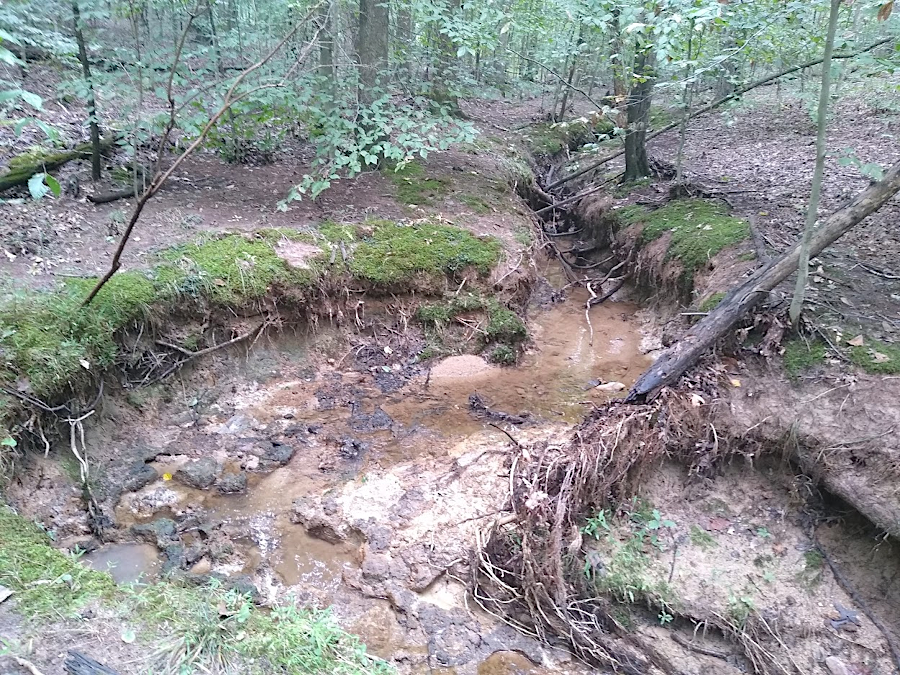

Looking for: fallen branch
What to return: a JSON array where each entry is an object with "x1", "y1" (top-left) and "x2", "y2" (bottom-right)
[
  {"x1": 627, "y1": 159, "x2": 900, "y2": 402},
  {"x1": 0, "y1": 136, "x2": 118, "y2": 193},
  {"x1": 670, "y1": 632, "x2": 730, "y2": 660},
  {"x1": 547, "y1": 37, "x2": 894, "y2": 191},
  {"x1": 534, "y1": 172, "x2": 623, "y2": 216}
]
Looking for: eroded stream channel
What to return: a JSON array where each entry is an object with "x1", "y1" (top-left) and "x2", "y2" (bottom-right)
[{"x1": 73, "y1": 259, "x2": 655, "y2": 673}]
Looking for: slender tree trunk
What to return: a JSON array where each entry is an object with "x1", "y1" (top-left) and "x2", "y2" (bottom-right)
[
  {"x1": 317, "y1": 1, "x2": 335, "y2": 102},
  {"x1": 356, "y1": 0, "x2": 389, "y2": 105},
  {"x1": 623, "y1": 47, "x2": 654, "y2": 182},
  {"x1": 674, "y1": 25, "x2": 695, "y2": 187},
  {"x1": 610, "y1": 7, "x2": 627, "y2": 127},
  {"x1": 431, "y1": 0, "x2": 460, "y2": 110},
  {"x1": 789, "y1": 0, "x2": 841, "y2": 326},
  {"x1": 557, "y1": 38, "x2": 579, "y2": 122},
  {"x1": 72, "y1": 0, "x2": 102, "y2": 182}
]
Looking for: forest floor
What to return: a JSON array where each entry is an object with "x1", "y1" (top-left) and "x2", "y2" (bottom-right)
[{"x1": 1, "y1": 82, "x2": 900, "y2": 675}]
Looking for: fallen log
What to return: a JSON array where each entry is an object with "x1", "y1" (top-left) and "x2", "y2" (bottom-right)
[
  {"x1": 547, "y1": 37, "x2": 894, "y2": 191},
  {"x1": 0, "y1": 136, "x2": 118, "y2": 193},
  {"x1": 64, "y1": 651, "x2": 120, "y2": 675},
  {"x1": 626, "y1": 158, "x2": 900, "y2": 402}
]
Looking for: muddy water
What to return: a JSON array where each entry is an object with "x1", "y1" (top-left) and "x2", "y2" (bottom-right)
[{"x1": 99, "y1": 263, "x2": 653, "y2": 671}]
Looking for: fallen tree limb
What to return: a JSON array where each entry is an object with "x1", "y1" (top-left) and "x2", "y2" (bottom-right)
[
  {"x1": 547, "y1": 37, "x2": 894, "y2": 191},
  {"x1": 0, "y1": 136, "x2": 117, "y2": 193},
  {"x1": 626, "y1": 159, "x2": 900, "y2": 402}
]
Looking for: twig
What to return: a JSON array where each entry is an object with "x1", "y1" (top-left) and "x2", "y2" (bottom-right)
[
  {"x1": 746, "y1": 213, "x2": 770, "y2": 264},
  {"x1": 585, "y1": 282, "x2": 597, "y2": 345},
  {"x1": 670, "y1": 632, "x2": 730, "y2": 660},
  {"x1": 12, "y1": 656, "x2": 46, "y2": 675},
  {"x1": 815, "y1": 532, "x2": 900, "y2": 673},
  {"x1": 534, "y1": 173, "x2": 623, "y2": 216},
  {"x1": 489, "y1": 423, "x2": 521, "y2": 448},
  {"x1": 156, "y1": 322, "x2": 267, "y2": 359}
]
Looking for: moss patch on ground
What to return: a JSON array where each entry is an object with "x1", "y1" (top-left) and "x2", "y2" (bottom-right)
[
  {"x1": 698, "y1": 292, "x2": 726, "y2": 313},
  {"x1": 416, "y1": 293, "x2": 526, "y2": 361},
  {"x1": 848, "y1": 339, "x2": 900, "y2": 375},
  {"x1": 0, "y1": 507, "x2": 391, "y2": 674},
  {"x1": 782, "y1": 339, "x2": 826, "y2": 380},
  {"x1": 348, "y1": 222, "x2": 500, "y2": 285},
  {"x1": 623, "y1": 199, "x2": 750, "y2": 275},
  {"x1": 383, "y1": 161, "x2": 450, "y2": 206},
  {"x1": 525, "y1": 116, "x2": 614, "y2": 156}
]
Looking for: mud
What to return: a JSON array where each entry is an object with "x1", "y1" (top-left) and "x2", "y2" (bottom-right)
[{"x1": 9, "y1": 259, "x2": 648, "y2": 673}]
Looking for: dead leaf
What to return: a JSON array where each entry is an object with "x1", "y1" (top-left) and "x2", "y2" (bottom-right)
[
  {"x1": 707, "y1": 517, "x2": 729, "y2": 532},
  {"x1": 872, "y1": 351, "x2": 890, "y2": 363},
  {"x1": 847, "y1": 335, "x2": 865, "y2": 347},
  {"x1": 729, "y1": 378, "x2": 741, "y2": 387},
  {"x1": 79, "y1": 358, "x2": 91, "y2": 370},
  {"x1": 690, "y1": 393, "x2": 705, "y2": 406},
  {"x1": 840, "y1": 297, "x2": 853, "y2": 307},
  {"x1": 877, "y1": 0, "x2": 893, "y2": 21},
  {"x1": 213, "y1": 278, "x2": 227, "y2": 286},
  {"x1": 383, "y1": 346, "x2": 393, "y2": 355},
  {"x1": 0, "y1": 584, "x2": 13, "y2": 604}
]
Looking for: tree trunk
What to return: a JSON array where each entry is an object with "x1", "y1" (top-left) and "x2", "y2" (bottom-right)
[
  {"x1": 556, "y1": 40, "x2": 580, "y2": 122},
  {"x1": 72, "y1": 0, "x2": 102, "y2": 182},
  {"x1": 546, "y1": 37, "x2": 892, "y2": 191},
  {"x1": 627, "y1": 159, "x2": 900, "y2": 403},
  {"x1": 431, "y1": 0, "x2": 461, "y2": 110},
  {"x1": 317, "y1": 1, "x2": 335, "y2": 102},
  {"x1": 356, "y1": 0, "x2": 389, "y2": 105},
  {"x1": 789, "y1": 0, "x2": 841, "y2": 326},
  {"x1": 623, "y1": 48, "x2": 654, "y2": 182}
]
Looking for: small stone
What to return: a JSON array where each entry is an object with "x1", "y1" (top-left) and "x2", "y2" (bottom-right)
[
  {"x1": 123, "y1": 463, "x2": 160, "y2": 492},
  {"x1": 216, "y1": 472, "x2": 248, "y2": 494},
  {"x1": 362, "y1": 553, "x2": 393, "y2": 582},
  {"x1": 260, "y1": 442, "x2": 295, "y2": 467},
  {"x1": 131, "y1": 518, "x2": 178, "y2": 548},
  {"x1": 824, "y1": 656, "x2": 850, "y2": 675},
  {"x1": 190, "y1": 557, "x2": 211, "y2": 575},
  {"x1": 175, "y1": 458, "x2": 220, "y2": 489},
  {"x1": 596, "y1": 381, "x2": 626, "y2": 392}
]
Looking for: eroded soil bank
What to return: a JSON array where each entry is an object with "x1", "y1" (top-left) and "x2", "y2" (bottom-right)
[{"x1": 2, "y1": 95, "x2": 899, "y2": 675}]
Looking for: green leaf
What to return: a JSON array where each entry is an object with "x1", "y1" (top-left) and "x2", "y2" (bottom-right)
[
  {"x1": 0, "y1": 46, "x2": 21, "y2": 66},
  {"x1": 20, "y1": 90, "x2": 43, "y2": 110},
  {"x1": 28, "y1": 173, "x2": 50, "y2": 200},
  {"x1": 45, "y1": 175, "x2": 61, "y2": 197},
  {"x1": 1, "y1": 436, "x2": 16, "y2": 448}
]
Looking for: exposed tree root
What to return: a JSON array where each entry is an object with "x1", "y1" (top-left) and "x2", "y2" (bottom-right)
[{"x1": 472, "y1": 387, "x2": 809, "y2": 675}]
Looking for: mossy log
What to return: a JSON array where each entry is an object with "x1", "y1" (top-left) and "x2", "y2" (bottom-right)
[{"x1": 0, "y1": 136, "x2": 118, "y2": 193}]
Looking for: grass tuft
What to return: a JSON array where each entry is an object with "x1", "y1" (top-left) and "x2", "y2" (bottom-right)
[
  {"x1": 848, "y1": 339, "x2": 900, "y2": 374},
  {"x1": 782, "y1": 339, "x2": 826, "y2": 380},
  {"x1": 384, "y1": 162, "x2": 450, "y2": 206},
  {"x1": 0, "y1": 506, "x2": 116, "y2": 617}
]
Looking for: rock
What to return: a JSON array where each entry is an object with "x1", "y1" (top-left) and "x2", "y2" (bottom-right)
[
  {"x1": 354, "y1": 519, "x2": 392, "y2": 552},
  {"x1": 175, "y1": 458, "x2": 220, "y2": 489},
  {"x1": 216, "y1": 472, "x2": 248, "y2": 494},
  {"x1": 219, "y1": 413, "x2": 258, "y2": 435},
  {"x1": 160, "y1": 543, "x2": 186, "y2": 574},
  {"x1": 595, "y1": 381, "x2": 626, "y2": 392},
  {"x1": 189, "y1": 557, "x2": 211, "y2": 575},
  {"x1": 226, "y1": 575, "x2": 261, "y2": 602},
  {"x1": 362, "y1": 553, "x2": 393, "y2": 582},
  {"x1": 824, "y1": 656, "x2": 850, "y2": 675},
  {"x1": 123, "y1": 463, "x2": 160, "y2": 492},
  {"x1": 131, "y1": 518, "x2": 178, "y2": 548},
  {"x1": 261, "y1": 441, "x2": 295, "y2": 467}
]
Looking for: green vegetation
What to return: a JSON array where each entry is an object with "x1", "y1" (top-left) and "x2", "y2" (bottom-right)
[
  {"x1": 623, "y1": 199, "x2": 750, "y2": 275},
  {"x1": 726, "y1": 591, "x2": 755, "y2": 628},
  {"x1": 797, "y1": 549, "x2": 824, "y2": 589},
  {"x1": 0, "y1": 222, "x2": 503, "y2": 460},
  {"x1": 525, "y1": 117, "x2": 613, "y2": 156},
  {"x1": 488, "y1": 344, "x2": 516, "y2": 365},
  {"x1": 848, "y1": 339, "x2": 900, "y2": 375},
  {"x1": 698, "y1": 292, "x2": 726, "y2": 313},
  {"x1": 459, "y1": 194, "x2": 492, "y2": 214},
  {"x1": 782, "y1": 339, "x2": 826, "y2": 380},
  {"x1": 416, "y1": 293, "x2": 526, "y2": 358},
  {"x1": 0, "y1": 507, "x2": 390, "y2": 673},
  {"x1": 157, "y1": 233, "x2": 315, "y2": 304},
  {"x1": 384, "y1": 161, "x2": 450, "y2": 206},
  {"x1": 689, "y1": 524, "x2": 717, "y2": 550},
  {"x1": 0, "y1": 506, "x2": 116, "y2": 617},
  {"x1": 348, "y1": 222, "x2": 500, "y2": 285}
]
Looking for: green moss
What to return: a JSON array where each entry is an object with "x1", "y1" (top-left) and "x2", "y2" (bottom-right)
[
  {"x1": 698, "y1": 292, "x2": 726, "y2": 313},
  {"x1": 156, "y1": 234, "x2": 314, "y2": 304},
  {"x1": 350, "y1": 222, "x2": 500, "y2": 285},
  {"x1": 525, "y1": 117, "x2": 614, "y2": 156},
  {"x1": 626, "y1": 199, "x2": 749, "y2": 274},
  {"x1": 689, "y1": 525, "x2": 717, "y2": 550},
  {"x1": 615, "y1": 177, "x2": 651, "y2": 197},
  {"x1": 649, "y1": 106, "x2": 679, "y2": 130},
  {"x1": 485, "y1": 302, "x2": 526, "y2": 344},
  {"x1": 416, "y1": 293, "x2": 486, "y2": 325},
  {"x1": 782, "y1": 339, "x2": 826, "y2": 380},
  {"x1": 487, "y1": 344, "x2": 516, "y2": 365},
  {"x1": 384, "y1": 162, "x2": 450, "y2": 206},
  {"x1": 0, "y1": 506, "x2": 116, "y2": 618},
  {"x1": 459, "y1": 195, "x2": 492, "y2": 214},
  {"x1": 848, "y1": 340, "x2": 900, "y2": 374}
]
